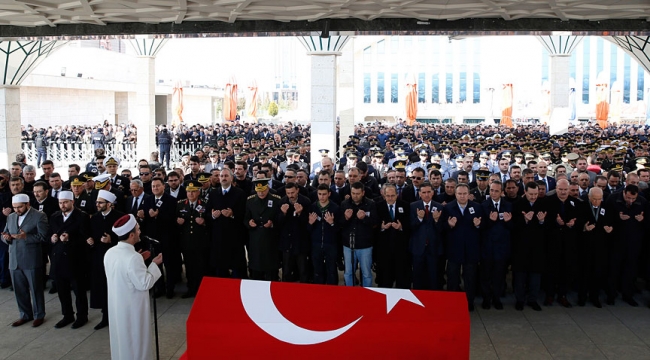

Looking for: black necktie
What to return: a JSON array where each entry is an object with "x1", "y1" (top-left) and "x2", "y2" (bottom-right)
[
  {"x1": 494, "y1": 202, "x2": 499, "y2": 212},
  {"x1": 389, "y1": 205, "x2": 395, "y2": 221}
]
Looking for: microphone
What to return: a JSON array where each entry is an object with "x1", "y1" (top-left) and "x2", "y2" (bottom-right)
[{"x1": 142, "y1": 235, "x2": 160, "y2": 244}]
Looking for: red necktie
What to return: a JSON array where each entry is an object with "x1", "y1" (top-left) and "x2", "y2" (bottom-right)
[{"x1": 425, "y1": 204, "x2": 430, "y2": 217}]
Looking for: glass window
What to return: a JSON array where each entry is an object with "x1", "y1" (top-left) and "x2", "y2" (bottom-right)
[
  {"x1": 418, "y1": 73, "x2": 426, "y2": 103},
  {"x1": 570, "y1": 52, "x2": 577, "y2": 80},
  {"x1": 391, "y1": 73, "x2": 399, "y2": 103},
  {"x1": 377, "y1": 72, "x2": 385, "y2": 103},
  {"x1": 404, "y1": 37, "x2": 413, "y2": 53},
  {"x1": 377, "y1": 40, "x2": 385, "y2": 66},
  {"x1": 624, "y1": 55, "x2": 630, "y2": 103},
  {"x1": 459, "y1": 72, "x2": 467, "y2": 103},
  {"x1": 363, "y1": 73, "x2": 371, "y2": 103},
  {"x1": 473, "y1": 73, "x2": 480, "y2": 104},
  {"x1": 582, "y1": 38, "x2": 590, "y2": 104},
  {"x1": 610, "y1": 46, "x2": 617, "y2": 86},
  {"x1": 638, "y1": 64, "x2": 644, "y2": 101},
  {"x1": 446, "y1": 73, "x2": 453, "y2": 103},
  {"x1": 391, "y1": 37, "x2": 399, "y2": 54},
  {"x1": 541, "y1": 49, "x2": 549, "y2": 82},
  {"x1": 363, "y1": 46, "x2": 372, "y2": 68},
  {"x1": 432, "y1": 74, "x2": 439, "y2": 104},
  {"x1": 596, "y1": 38, "x2": 603, "y2": 74}
]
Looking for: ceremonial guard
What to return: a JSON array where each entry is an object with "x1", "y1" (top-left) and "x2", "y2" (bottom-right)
[
  {"x1": 176, "y1": 180, "x2": 210, "y2": 298},
  {"x1": 244, "y1": 178, "x2": 282, "y2": 281}
]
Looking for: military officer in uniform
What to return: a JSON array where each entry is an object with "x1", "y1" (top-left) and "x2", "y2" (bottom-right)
[
  {"x1": 244, "y1": 178, "x2": 282, "y2": 281},
  {"x1": 104, "y1": 156, "x2": 130, "y2": 195},
  {"x1": 176, "y1": 181, "x2": 210, "y2": 298},
  {"x1": 69, "y1": 175, "x2": 95, "y2": 215}
]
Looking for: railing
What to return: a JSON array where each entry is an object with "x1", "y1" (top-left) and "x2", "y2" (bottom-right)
[{"x1": 21, "y1": 141, "x2": 204, "y2": 169}]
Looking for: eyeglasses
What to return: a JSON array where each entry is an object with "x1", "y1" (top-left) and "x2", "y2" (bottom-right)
[
  {"x1": 411, "y1": 177, "x2": 423, "y2": 180},
  {"x1": 285, "y1": 175, "x2": 295, "y2": 179},
  {"x1": 140, "y1": 172, "x2": 151, "y2": 176}
]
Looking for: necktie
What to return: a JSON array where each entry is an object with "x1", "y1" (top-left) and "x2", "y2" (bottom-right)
[
  {"x1": 398, "y1": 187, "x2": 403, "y2": 199},
  {"x1": 132, "y1": 197, "x2": 138, "y2": 214},
  {"x1": 223, "y1": 189, "x2": 228, "y2": 196},
  {"x1": 54, "y1": 190, "x2": 59, "y2": 198},
  {"x1": 191, "y1": 203, "x2": 195, "y2": 211},
  {"x1": 414, "y1": 187, "x2": 419, "y2": 199},
  {"x1": 460, "y1": 206, "x2": 465, "y2": 215},
  {"x1": 425, "y1": 204, "x2": 430, "y2": 217},
  {"x1": 389, "y1": 205, "x2": 395, "y2": 221},
  {"x1": 593, "y1": 207, "x2": 598, "y2": 221},
  {"x1": 502, "y1": 174, "x2": 507, "y2": 183},
  {"x1": 494, "y1": 202, "x2": 499, "y2": 211}
]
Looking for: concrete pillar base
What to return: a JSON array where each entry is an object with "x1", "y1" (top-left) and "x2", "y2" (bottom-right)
[{"x1": 310, "y1": 52, "x2": 338, "y2": 167}]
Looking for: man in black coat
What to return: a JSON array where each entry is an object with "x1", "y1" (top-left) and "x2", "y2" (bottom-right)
[
  {"x1": 49, "y1": 191, "x2": 90, "y2": 329},
  {"x1": 512, "y1": 182, "x2": 547, "y2": 311},
  {"x1": 142, "y1": 178, "x2": 179, "y2": 299},
  {"x1": 543, "y1": 179, "x2": 582, "y2": 308},
  {"x1": 207, "y1": 168, "x2": 248, "y2": 278},
  {"x1": 577, "y1": 187, "x2": 611, "y2": 308},
  {"x1": 375, "y1": 184, "x2": 411, "y2": 289},
  {"x1": 409, "y1": 182, "x2": 444, "y2": 290},
  {"x1": 278, "y1": 182, "x2": 312, "y2": 283},
  {"x1": 164, "y1": 171, "x2": 187, "y2": 200},
  {"x1": 480, "y1": 181, "x2": 513, "y2": 310},
  {"x1": 606, "y1": 185, "x2": 647, "y2": 307}
]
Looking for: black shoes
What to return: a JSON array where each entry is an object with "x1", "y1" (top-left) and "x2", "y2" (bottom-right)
[
  {"x1": 591, "y1": 298, "x2": 603, "y2": 309},
  {"x1": 493, "y1": 301, "x2": 504, "y2": 310},
  {"x1": 54, "y1": 317, "x2": 75, "y2": 329},
  {"x1": 527, "y1": 302, "x2": 542, "y2": 311},
  {"x1": 71, "y1": 317, "x2": 88, "y2": 329},
  {"x1": 481, "y1": 300, "x2": 491, "y2": 310},
  {"x1": 515, "y1": 301, "x2": 524, "y2": 311},
  {"x1": 94, "y1": 320, "x2": 108, "y2": 330},
  {"x1": 558, "y1": 296, "x2": 572, "y2": 308},
  {"x1": 623, "y1": 297, "x2": 639, "y2": 307}
]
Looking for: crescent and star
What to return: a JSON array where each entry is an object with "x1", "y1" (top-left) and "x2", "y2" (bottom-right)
[{"x1": 239, "y1": 280, "x2": 424, "y2": 345}]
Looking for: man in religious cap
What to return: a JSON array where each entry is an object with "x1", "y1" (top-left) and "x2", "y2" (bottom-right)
[
  {"x1": 104, "y1": 214, "x2": 163, "y2": 360},
  {"x1": 87, "y1": 189, "x2": 123, "y2": 330},
  {"x1": 94, "y1": 173, "x2": 126, "y2": 211},
  {"x1": 2, "y1": 193, "x2": 49, "y2": 327},
  {"x1": 49, "y1": 191, "x2": 91, "y2": 329}
]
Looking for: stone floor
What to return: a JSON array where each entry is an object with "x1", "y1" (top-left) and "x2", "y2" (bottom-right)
[{"x1": 1, "y1": 279, "x2": 650, "y2": 360}]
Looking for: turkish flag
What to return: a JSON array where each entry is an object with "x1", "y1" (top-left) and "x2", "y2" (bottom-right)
[{"x1": 181, "y1": 278, "x2": 469, "y2": 359}]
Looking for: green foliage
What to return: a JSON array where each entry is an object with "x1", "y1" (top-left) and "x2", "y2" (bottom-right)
[{"x1": 268, "y1": 101, "x2": 279, "y2": 117}]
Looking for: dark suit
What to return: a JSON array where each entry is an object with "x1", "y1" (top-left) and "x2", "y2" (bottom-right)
[
  {"x1": 125, "y1": 193, "x2": 151, "y2": 231},
  {"x1": 409, "y1": 200, "x2": 444, "y2": 290},
  {"x1": 535, "y1": 175, "x2": 556, "y2": 191},
  {"x1": 206, "y1": 186, "x2": 248, "y2": 278},
  {"x1": 442, "y1": 200, "x2": 483, "y2": 306},
  {"x1": 578, "y1": 202, "x2": 611, "y2": 303},
  {"x1": 165, "y1": 185, "x2": 187, "y2": 201},
  {"x1": 375, "y1": 199, "x2": 411, "y2": 288},
  {"x1": 142, "y1": 193, "x2": 179, "y2": 294},
  {"x1": 401, "y1": 184, "x2": 420, "y2": 204},
  {"x1": 49, "y1": 209, "x2": 90, "y2": 320},
  {"x1": 331, "y1": 184, "x2": 350, "y2": 203},
  {"x1": 177, "y1": 199, "x2": 211, "y2": 295},
  {"x1": 470, "y1": 186, "x2": 490, "y2": 204},
  {"x1": 480, "y1": 199, "x2": 513, "y2": 305},
  {"x1": 277, "y1": 194, "x2": 312, "y2": 283},
  {"x1": 3, "y1": 208, "x2": 49, "y2": 321},
  {"x1": 512, "y1": 198, "x2": 547, "y2": 304}
]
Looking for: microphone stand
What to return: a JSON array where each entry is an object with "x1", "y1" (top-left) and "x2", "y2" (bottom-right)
[{"x1": 145, "y1": 235, "x2": 161, "y2": 360}]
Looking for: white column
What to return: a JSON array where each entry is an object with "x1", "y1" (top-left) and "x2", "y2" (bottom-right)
[
  {"x1": 549, "y1": 55, "x2": 571, "y2": 135},
  {"x1": 0, "y1": 87, "x2": 22, "y2": 169},
  {"x1": 135, "y1": 56, "x2": 156, "y2": 163},
  {"x1": 338, "y1": 39, "x2": 355, "y2": 158},
  {"x1": 310, "y1": 52, "x2": 339, "y2": 167}
]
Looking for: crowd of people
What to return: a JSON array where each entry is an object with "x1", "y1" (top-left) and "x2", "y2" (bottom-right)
[{"x1": 2, "y1": 119, "x2": 650, "y2": 336}]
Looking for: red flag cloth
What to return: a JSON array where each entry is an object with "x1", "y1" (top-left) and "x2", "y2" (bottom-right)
[{"x1": 181, "y1": 278, "x2": 469, "y2": 359}]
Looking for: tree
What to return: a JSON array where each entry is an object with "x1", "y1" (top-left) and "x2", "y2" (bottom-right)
[{"x1": 268, "y1": 101, "x2": 279, "y2": 117}]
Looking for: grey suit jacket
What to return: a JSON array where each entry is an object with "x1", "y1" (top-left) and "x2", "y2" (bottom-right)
[{"x1": 2, "y1": 208, "x2": 49, "y2": 270}]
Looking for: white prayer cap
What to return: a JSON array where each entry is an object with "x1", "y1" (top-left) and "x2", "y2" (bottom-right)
[
  {"x1": 12, "y1": 194, "x2": 29, "y2": 204},
  {"x1": 112, "y1": 214, "x2": 137, "y2": 237},
  {"x1": 58, "y1": 191, "x2": 74, "y2": 201},
  {"x1": 97, "y1": 189, "x2": 116, "y2": 204}
]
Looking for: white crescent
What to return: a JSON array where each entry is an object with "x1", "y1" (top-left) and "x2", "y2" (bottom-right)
[{"x1": 240, "y1": 280, "x2": 362, "y2": 345}]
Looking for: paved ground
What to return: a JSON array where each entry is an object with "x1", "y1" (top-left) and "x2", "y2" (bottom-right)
[{"x1": 1, "y1": 277, "x2": 650, "y2": 360}]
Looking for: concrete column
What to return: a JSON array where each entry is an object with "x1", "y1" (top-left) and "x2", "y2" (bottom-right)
[
  {"x1": 338, "y1": 38, "x2": 355, "y2": 158},
  {"x1": 310, "y1": 52, "x2": 339, "y2": 167},
  {"x1": 0, "y1": 87, "x2": 22, "y2": 169},
  {"x1": 548, "y1": 55, "x2": 571, "y2": 135},
  {"x1": 135, "y1": 56, "x2": 156, "y2": 163}
]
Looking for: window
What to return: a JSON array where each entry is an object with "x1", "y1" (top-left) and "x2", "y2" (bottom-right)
[
  {"x1": 582, "y1": 38, "x2": 590, "y2": 104},
  {"x1": 363, "y1": 46, "x2": 372, "y2": 68},
  {"x1": 638, "y1": 64, "x2": 645, "y2": 101},
  {"x1": 624, "y1": 56, "x2": 630, "y2": 103},
  {"x1": 391, "y1": 73, "x2": 399, "y2": 103},
  {"x1": 459, "y1": 72, "x2": 467, "y2": 103},
  {"x1": 377, "y1": 72, "x2": 385, "y2": 103},
  {"x1": 446, "y1": 73, "x2": 453, "y2": 103},
  {"x1": 418, "y1": 73, "x2": 426, "y2": 103},
  {"x1": 473, "y1": 73, "x2": 480, "y2": 104},
  {"x1": 363, "y1": 73, "x2": 371, "y2": 103},
  {"x1": 541, "y1": 49, "x2": 549, "y2": 82},
  {"x1": 610, "y1": 46, "x2": 617, "y2": 86},
  {"x1": 377, "y1": 39, "x2": 385, "y2": 66},
  {"x1": 596, "y1": 38, "x2": 604, "y2": 74},
  {"x1": 432, "y1": 74, "x2": 439, "y2": 103}
]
